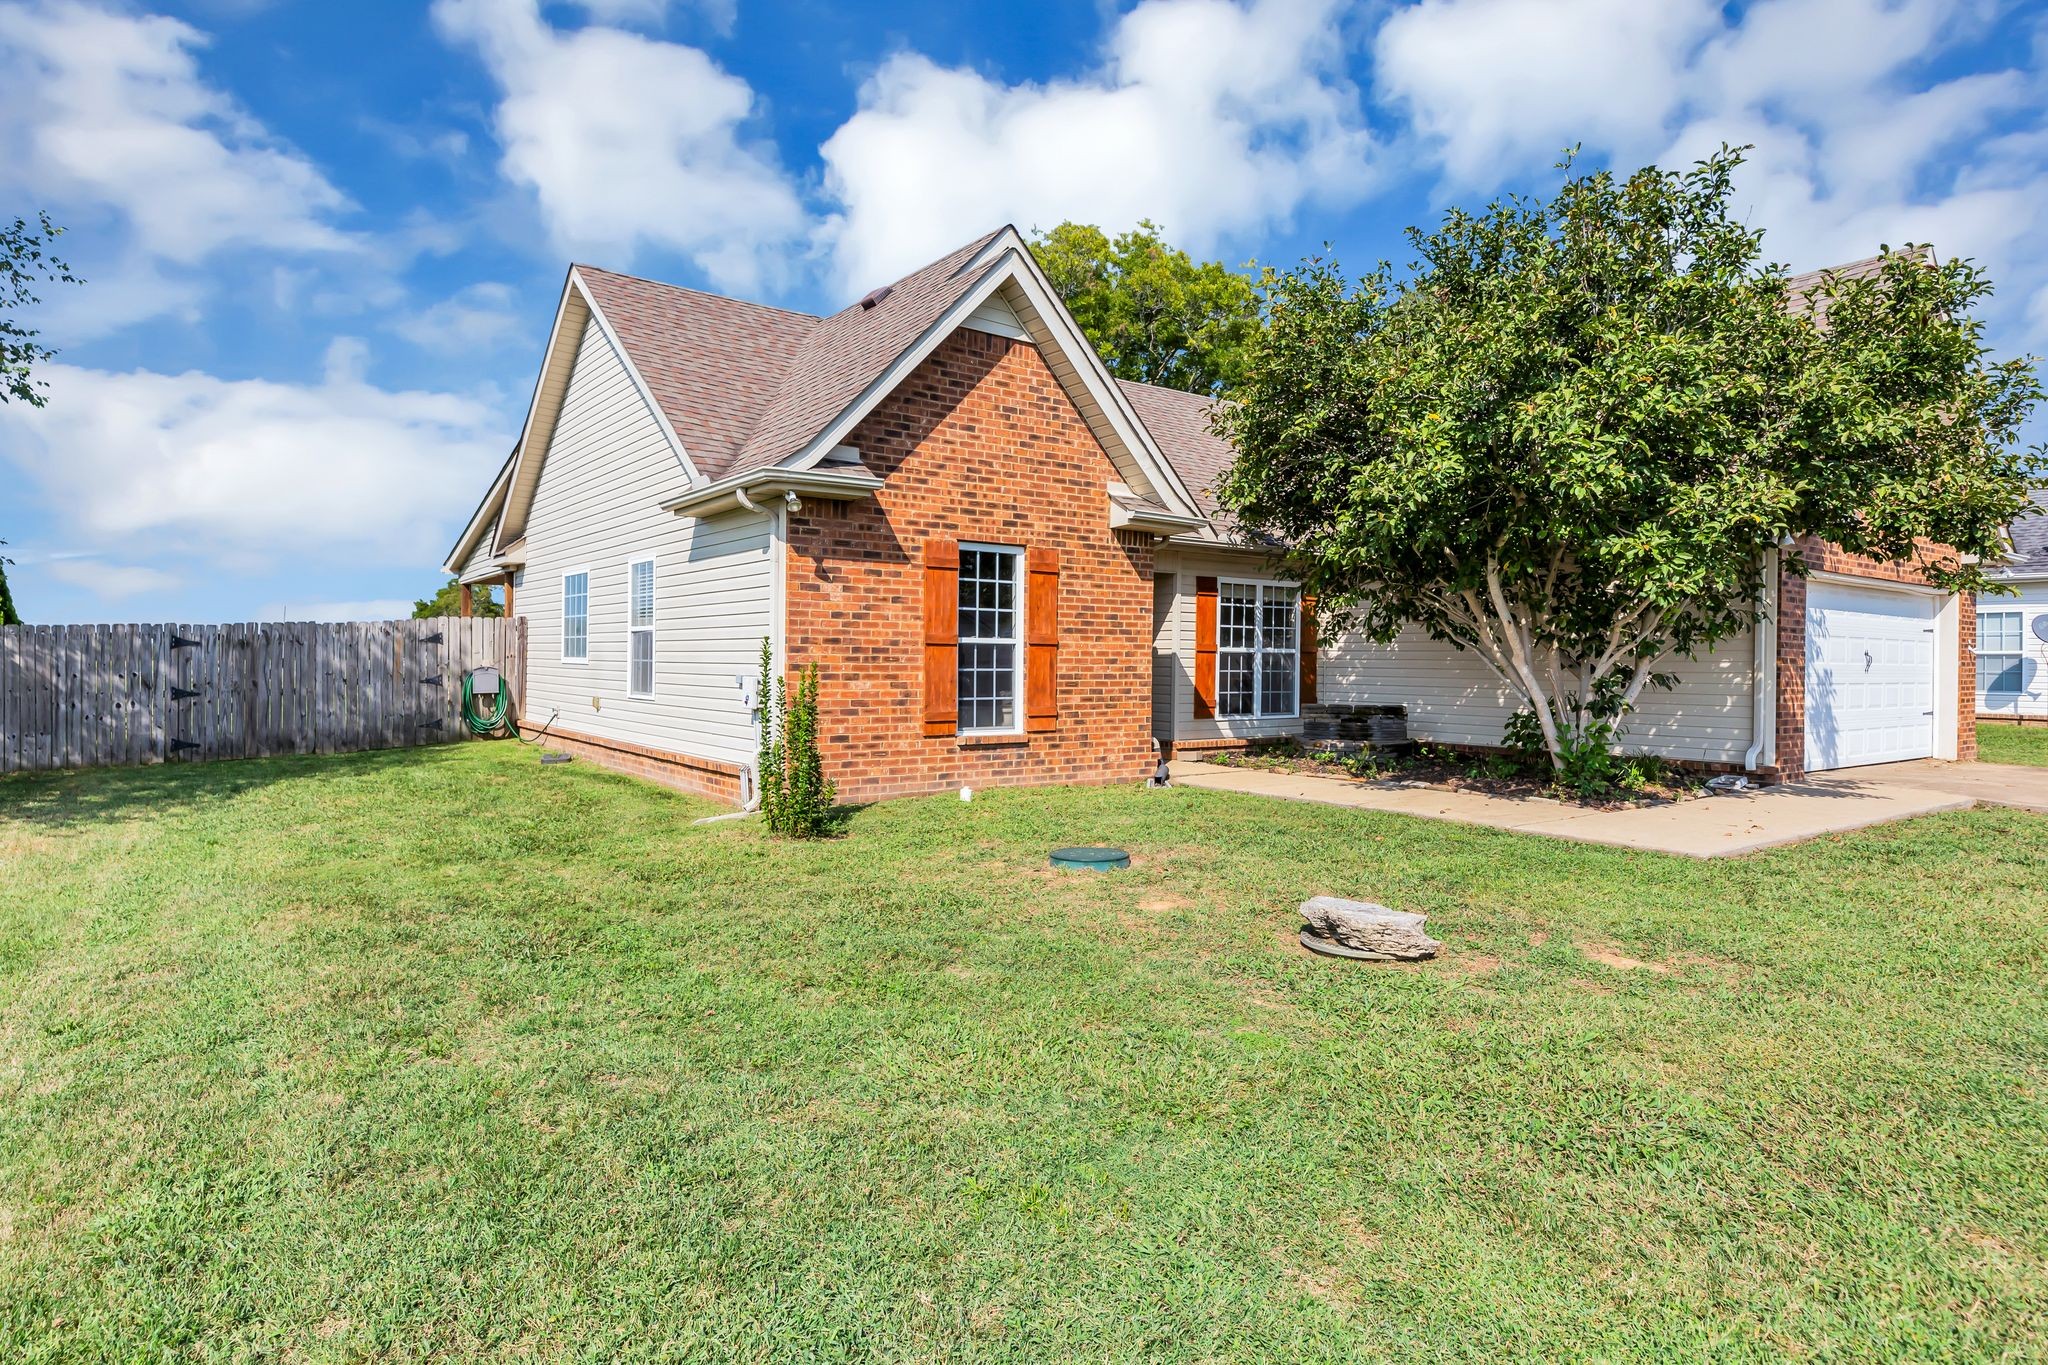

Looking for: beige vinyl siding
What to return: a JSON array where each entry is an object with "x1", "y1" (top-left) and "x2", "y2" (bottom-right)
[
  {"x1": 1319, "y1": 625, "x2": 1758, "y2": 765},
  {"x1": 519, "y1": 315, "x2": 772, "y2": 766},
  {"x1": 1150, "y1": 572, "x2": 1178, "y2": 741},
  {"x1": 1155, "y1": 546, "x2": 1304, "y2": 744},
  {"x1": 457, "y1": 533, "x2": 499, "y2": 584},
  {"x1": 1976, "y1": 584, "x2": 2048, "y2": 718},
  {"x1": 963, "y1": 292, "x2": 1030, "y2": 340}
]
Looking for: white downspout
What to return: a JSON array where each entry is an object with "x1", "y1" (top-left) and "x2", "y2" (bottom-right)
[{"x1": 1744, "y1": 548, "x2": 1781, "y2": 772}]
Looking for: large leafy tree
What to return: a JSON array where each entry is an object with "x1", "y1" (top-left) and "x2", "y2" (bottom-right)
[
  {"x1": 1218, "y1": 148, "x2": 2044, "y2": 771},
  {"x1": 413, "y1": 578, "x2": 500, "y2": 618},
  {"x1": 1031, "y1": 220, "x2": 1256, "y2": 395}
]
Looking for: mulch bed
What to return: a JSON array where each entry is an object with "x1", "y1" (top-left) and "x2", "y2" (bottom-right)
[{"x1": 1198, "y1": 744, "x2": 1713, "y2": 810}]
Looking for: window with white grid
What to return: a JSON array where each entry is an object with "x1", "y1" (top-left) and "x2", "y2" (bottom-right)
[
  {"x1": 957, "y1": 545, "x2": 1020, "y2": 732},
  {"x1": 562, "y1": 570, "x2": 588, "y2": 662},
  {"x1": 1980, "y1": 610, "x2": 2024, "y2": 695},
  {"x1": 1218, "y1": 580, "x2": 1297, "y2": 719},
  {"x1": 628, "y1": 557, "x2": 655, "y2": 696}
]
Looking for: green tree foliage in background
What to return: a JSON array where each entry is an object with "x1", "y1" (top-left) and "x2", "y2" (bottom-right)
[
  {"x1": 1219, "y1": 147, "x2": 2044, "y2": 782},
  {"x1": 1031, "y1": 220, "x2": 1257, "y2": 395},
  {"x1": 756, "y1": 638, "x2": 837, "y2": 837},
  {"x1": 413, "y1": 578, "x2": 501, "y2": 619},
  {"x1": 3, "y1": 212, "x2": 78, "y2": 408},
  {"x1": 0, "y1": 541, "x2": 20, "y2": 626}
]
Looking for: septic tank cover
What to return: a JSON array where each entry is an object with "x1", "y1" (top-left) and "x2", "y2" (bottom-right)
[{"x1": 1049, "y1": 846, "x2": 1131, "y2": 871}]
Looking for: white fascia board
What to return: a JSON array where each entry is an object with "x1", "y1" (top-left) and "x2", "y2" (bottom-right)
[
  {"x1": 491, "y1": 269, "x2": 704, "y2": 555},
  {"x1": 779, "y1": 231, "x2": 1208, "y2": 526},
  {"x1": 989, "y1": 228, "x2": 1207, "y2": 520},
  {"x1": 442, "y1": 448, "x2": 516, "y2": 574},
  {"x1": 781, "y1": 259, "x2": 1012, "y2": 472},
  {"x1": 571, "y1": 269, "x2": 702, "y2": 486}
]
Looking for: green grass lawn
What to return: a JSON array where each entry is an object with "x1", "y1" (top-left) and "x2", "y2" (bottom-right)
[
  {"x1": 1980, "y1": 721, "x2": 2048, "y2": 767},
  {"x1": 3, "y1": 745, "x2": 2045, "y2": 1361}
]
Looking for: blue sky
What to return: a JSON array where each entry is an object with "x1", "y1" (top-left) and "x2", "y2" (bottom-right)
[{"x1": 3, "y1": 0, "x2": 2045, "y2": 622}]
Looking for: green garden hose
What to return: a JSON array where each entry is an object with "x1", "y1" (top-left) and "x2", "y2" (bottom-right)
[{"x1": 460, "y1": 671, "x2": 510, "y2": 736}]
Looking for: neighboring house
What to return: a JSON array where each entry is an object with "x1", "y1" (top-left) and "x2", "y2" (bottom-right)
[
  {"x1": 444, "y1": 235, "x2": 1977, "y2": 804},
  {"x1": 1977, "y1": 491, "x2": 2048, "y2": 721}
]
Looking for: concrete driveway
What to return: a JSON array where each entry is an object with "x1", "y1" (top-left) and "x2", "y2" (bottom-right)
[
  {"x1": 1812, "y1": 758, "x2": 2048, "y2": 815},
  {"x1": 1169, "y1": 757, "x2": 2041, "y2": 858}
]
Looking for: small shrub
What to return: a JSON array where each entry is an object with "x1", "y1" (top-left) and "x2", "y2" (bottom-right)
[{"x1": 756, "y1": 638, "x2": 837, "y2": 838}]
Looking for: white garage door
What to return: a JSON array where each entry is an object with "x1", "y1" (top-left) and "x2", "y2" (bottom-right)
[{"x1": 1805, "y1": 581, "x2": 1938, "y2": 771}]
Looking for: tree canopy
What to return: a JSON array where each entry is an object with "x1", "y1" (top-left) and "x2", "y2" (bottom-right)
[
  {"x1": 414, "y1": 578, "x2": 500, "y2": 619},
  {"x1": 1031, "y1": 220, "x2": 1256, "y2": 395},
  {"x1": 0, "y1": 541, "x2": 19, "y2": 626},
  {"x1": 1217, "y1": 147, "x2": 2044, "y2": 779},
  {"x1": 3, "y1": 212, "x2": 78, "y2": 409}
]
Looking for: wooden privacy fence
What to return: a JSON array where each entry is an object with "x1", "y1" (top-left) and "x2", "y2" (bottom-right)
[{"x1": 0, "y1": 617, "x2": 526, "y2": 776}]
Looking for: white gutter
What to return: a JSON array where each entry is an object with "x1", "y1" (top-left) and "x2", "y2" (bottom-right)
[
  {"x1": 1744, "y1": 548, "x2": 1781, "y2": 772},
  {"x1": 663, "y1": 466, "x2": 883, "y2": 520}
]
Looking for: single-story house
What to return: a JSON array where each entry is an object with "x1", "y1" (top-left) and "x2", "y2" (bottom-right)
[
  {"x1": 1976, "y1": 491, "x2": 2048, "y2": 721},
  {"x1": 444, "y1": 231, "x2": 1978, "y2": 804}
]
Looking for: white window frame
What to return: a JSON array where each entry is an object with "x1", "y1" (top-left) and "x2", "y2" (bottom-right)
[
  {"x1": 957, "y1": 541, "x2": 1025, "y2": 736},
  {"x1": 560, "y1": 566, "x2": 590, "y2": 664},
  {"x1": 1216, "y1": 577, "x2": 1299, "y2": 720},
  {"x1": 627, "y1": 555, "x2": 656, "y2": 697},
  {"x1": 1978, "y1": 609, "x2": 2024, "y2": 695}
]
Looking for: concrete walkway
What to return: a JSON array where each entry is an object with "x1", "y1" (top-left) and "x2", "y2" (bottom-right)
[{"x1": 1169, "y1": 758, "x2": 1989, "y2": 858}]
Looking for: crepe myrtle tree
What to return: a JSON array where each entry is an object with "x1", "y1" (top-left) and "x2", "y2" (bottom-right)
[{"x1": 1217, "y1": 148, "x2": 2044, "y2": 776}]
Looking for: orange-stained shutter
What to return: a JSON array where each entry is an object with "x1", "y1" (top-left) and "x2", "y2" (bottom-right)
[
  {"x1": 923, "y1": 539, "x2": 959, "y2": 737},
  {"x1": 1193, "y1": 575, "x2": 1218, "y2": 719},
  {"x1": 1026, "y1": 547, "x2": 1060, "y2": 732},
  {"x1": 1300, "y1": 593, "x2": 1318, "y2": 705}
]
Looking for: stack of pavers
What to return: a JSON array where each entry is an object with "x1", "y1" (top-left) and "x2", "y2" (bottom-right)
[{"x1": 1300, "y1": 703, "x2": 1411, "y2": 757}]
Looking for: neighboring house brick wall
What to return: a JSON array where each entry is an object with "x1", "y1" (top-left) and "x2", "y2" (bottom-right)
[
  {"x1": 784, "y1": 327, "x2": 1157, "y2": 804},
  {"x1": 1769, "y1": 536, "x2": 1976, "y2": 781}
]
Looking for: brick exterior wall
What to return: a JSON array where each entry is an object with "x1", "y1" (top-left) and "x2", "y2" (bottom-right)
[
  {"x1": 1768, "y1": 536, "x2": 1977, "y2": 781},
  {"x1": 783, "y1": 328, "x2": 1159, "y2": 804},
  {"x1": 520, "y1": 723, "x2": 744, "y2": 802}
]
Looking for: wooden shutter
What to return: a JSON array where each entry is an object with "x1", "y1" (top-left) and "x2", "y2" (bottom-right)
[
  {"x1": 1193, "y1": 575, "x2": 1218, "y2": 719},
  {"x1": 922, "y1": 538, "x2": 959, "y2": 737},
  {"x1": 1300, "y1": 593, "x2": 1318, "y2": 705},
  {"x1": 1026, "y1": 547, "x2": 1060, "y2": 732}
]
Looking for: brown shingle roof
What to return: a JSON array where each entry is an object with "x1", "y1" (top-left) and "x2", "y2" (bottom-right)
[
  {"x1": 1114, "y1": 379, "x2": 1235, "y2": 530},
  {"x1": 574, "y1": 229, "x2": 1007, "y2": 482},
  {"x1": 573, "y1": 266, "x2": 818, "y2": 480},
  {"x1": 726, "y1": 229, "x2": 1006, "y2": 476},
  {"x1": 1782, "y1": 245, "x2": 1932, "y2": 328}
]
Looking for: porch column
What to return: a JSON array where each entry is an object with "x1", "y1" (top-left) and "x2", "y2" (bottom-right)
[
  {"x1": 459, "y1": 582, "x2": 473, "y2": 617},
  {"x1": 501, "y1": 573, "x2": 515, "y2": 618}
]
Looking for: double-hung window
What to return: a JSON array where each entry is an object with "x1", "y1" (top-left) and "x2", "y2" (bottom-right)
[
  {"x1": 628, "y1": 557, "x2": 655, "y2": 696},
  {"x1": 562, "y1": 570, "x2": 589, "y2": 662},
  {"x1": 1980, "y1": 610, "x2": 2024, "y2": 695},
  {"x1": 958, "y1": 544, "x2": 1021, "y2": 732},
  {"x1": 1218, "y1": 580, "x2": 1298, "y2": 718}
]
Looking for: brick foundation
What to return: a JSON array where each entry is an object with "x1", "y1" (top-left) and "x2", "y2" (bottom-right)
[
  {"x1": 1767, "y1": 537, "x2": 1976, "y2": 782},
  {"x1": 784, "y1": 328, "x2": 1159, "y2": 804},
  {"x1": 522, "y1": 723, "x2": 745, "y2": 802}
]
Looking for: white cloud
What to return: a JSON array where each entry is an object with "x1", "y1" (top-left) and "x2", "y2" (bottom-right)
[
  {"x1": 1367, "y1": 0, "x2": 2048, "y2": 354},
  {"x1": 393, "y1": 282, "x2": 526, "y2": 352},
  {"x1": 40, "y1": 558, "x2": 183, "y2": 600},
  {"x1": 817, "y1": 0, "x2": 1376, "y2": 290},
  {"x1": 0, "y1": 0, "x2": 354, "y2": 266},
  {"x1": 0, "y1": 344, "x2": 511, "y2": 573},
  {"x1": 433, "y1": 0, "x2": 804, "y2": 290},
  {"x1": 1374, "y1": 0, "x2": 1720, "y2": 185}
]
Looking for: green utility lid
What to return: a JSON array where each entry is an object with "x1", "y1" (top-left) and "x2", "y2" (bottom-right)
[{"x1": 1049, "y1": 846, "x2": 1130, "y2": 871}]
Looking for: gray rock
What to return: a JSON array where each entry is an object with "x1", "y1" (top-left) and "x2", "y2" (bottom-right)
[{"x1": 1300, "y1": 897, "x2": 1443, "y2": 960}]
